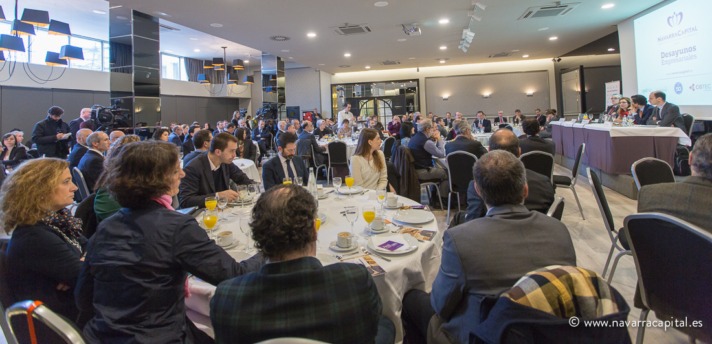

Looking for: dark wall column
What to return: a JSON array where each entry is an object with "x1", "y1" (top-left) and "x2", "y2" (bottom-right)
[{"x1": 260, "y1": 53, "x2": 285, "y2": 120}]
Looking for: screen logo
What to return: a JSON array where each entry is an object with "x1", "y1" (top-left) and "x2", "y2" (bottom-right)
[
  {"x1": 667, "y1": 12, "x2": 683, "y2": 27},
  {"x1": 674, "y1": 82, "x2": 684, "y2": 94}
]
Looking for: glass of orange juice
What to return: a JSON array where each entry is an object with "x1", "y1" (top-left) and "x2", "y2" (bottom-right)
[
  {"x1": 205, "y1": 196, "x2": 217, "y2": 211},
  {"x1": 345, "y1": 175, "x2": 355, "y2": 197},
  {"x1": 283, "y1": 177, "x2": 293, "y2": 185},
  {"x1": 362, "y1": 205, "x2": 375, "y2": 233},
  {"x1": 203, "y1": 209, "x2": 218, "y2": 239},
  {"x1": 315, "y1": 217, "x2": 322, "y2": 232},
  {"x1": 376, "y1": 188, "x2": 387, "y2": 211}
]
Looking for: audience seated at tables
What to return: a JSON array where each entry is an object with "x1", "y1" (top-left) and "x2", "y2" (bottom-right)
[
  {"x1": 350, "y1": 128, "x2": 388, "y2": 190},
  {"x1": 32, "y1": 106, "x2": 72, "y2": 159},
  {"x1": 235, "y1": 127, "x2": 257, "y2": 162},
  {"x1": 313, "y1": 119, "x2": 333, "y2": 138},
  {"x1": 211, "y1": 184, "x2": 392, "y2": 344},
  {"x1": 78, "y1": 131, "x2": 110, "y2": 194},
  {"x1": 297, "y1": 121, "x2": 327, "y2": 167},
  {"x1": 399, "y1": 121, "x2": 415, "y2": 147},
  {"x1": 108, "y1": 130, "x2": 125, "y2": 145},
  {"x1": 466, "y1": 129, "x2": 555, "y2": 221},
  {"x1": 444, "y1": 120, "x2": 487, "y2": 158},
  {"x1": 646, "y1": 90, "x2": 686, "y2": 131},
  {"x1": 1, "y1": 132, "x2": 28, "y2": 169},
  {"x1": 76, "y1": 140, "x2": 263, "y2": 343},
  {"x1": 435, "y1": 117, "x2": 448, "y2": 139},
  {"x1": 153, "y1": 127, "x2": 170, "y2": 141},
  {"x1": 10, "y1": 129, "x2": 28, "y2": 150},
  {"x1": 168, "y1": 126, "x2": 184, "y2": 150},
  {"x1": 471, "y1": 111, "x2": 492, "y2": 133},
  {"x1": 407, "y1": 119, "x2": 448, "y2": 194},
  {"x1": 179, "y1": 132, "x2": 254, "y2": 208},
  {"x1": 519, "y1": 118, "x2": 556, "y2": 156},
  {"x1": 68, "y1": 108, "x2": 92, "y2": 149},
  {"x1": 638, "y1": 133, "x2": 712, "y2": 231},
  {"x1": 631, "y1": 94, "x2": 655, "y2": 125},
  {"x1": 445, "y1": 119, "x2": 458, "y2": 141},
  {"x1": 182, "y1": 125, "x2": 200, "y2": 155},
  {"x1": 224, "y1": 123, "x2": 237, "y2": 136},
  {"x1": 262, "y1": 132, "x2": 309, "y2": 190},
  {"x1": 338, "y1": 119, "x2": 353, "y2": 138},
  {"x1": 93, "y1": 135, "x2": 141, "y2": 221},
  {"x1": 387, "y1": 115, "x2": 401, "y2": 138},
  {"x1": 252, "y1": 119, "x2": 272, "y2": 163},
  {"x1": 401, "y1": 149, "x2": 576, "y2": 344},
  {"x1": 275, "y1": 121, "x2": 297, "y2": 148},
  {"x1": 1, "y1": 158, "x2": 86, "y2": 342},
  {"x1": 183, "y1": 129, "x2": 212, "y2": 167}
]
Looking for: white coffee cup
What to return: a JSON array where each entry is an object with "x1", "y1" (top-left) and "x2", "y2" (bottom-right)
[
  {"x1": 336, "y1": 232, "x2": 353, "y2": 248},
  {"x1": 386, "y1": 194, "x2": 398, "y2": 207},
  {"x1": 317, "y1": 185, "x2": 325, "y2": 197},
  {"x1": 370, "y1": 216, "x2": 385, "y2": 231},
  {"x1": 217, "y1": 231, "x2": 235, "y2": 247}
]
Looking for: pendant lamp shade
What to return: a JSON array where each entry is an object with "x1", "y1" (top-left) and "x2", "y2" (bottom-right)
[
  {"x1": 48, "y1": 20, "x2": 71, "y2": 36},
  {"x1": 203, "y1": 60, "x2": 213, "y2": 69},
  {"x1": 21, "y1": 9, "x2": 50, "y2": 27},
  {"x1": 0, "y1": 34, "x2": 25, "y2": 52},
  {"x1": 45, "y1": 51, "x2": 67, "y2": 66},
  {"x1": 11, "y1": 19, "x2": 35, "y2": 36},
  {"x1": 243, "y1": 75, "x2": 254, "y2": 84},
  {"x1": 60, "y1": 45, "x2": 84, "y2": 60},
  {"x1": 212, "y1": 57, "x2": 224, "y2": 66},
  {"x1": 232, "y1": 59, "x2": 244, "y2": 70},
  {"x1": 0, "y1": 6, "x2": 5, "y2": 21}
]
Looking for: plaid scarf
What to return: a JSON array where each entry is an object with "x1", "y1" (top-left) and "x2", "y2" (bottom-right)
[{"x1": 40, "y1": 208, "x2": 84, "y2": 254}]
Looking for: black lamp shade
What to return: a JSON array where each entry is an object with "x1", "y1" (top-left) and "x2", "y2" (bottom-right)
[
  {"x1": 59, "y1": 45, "x2": 84, "y2": 60},
  {"x1": 45, "y1": 51, "x2": 67, "y2": 66},
  {"x1": 0, "y1": 6, "x2": 5, "y2": 21},
  {"x1": 232, "y1": 59, "x2": 244, "y2": 70},
  {"x1": 213, "y1": 65, "x2": 225, "y2": 71},
  {"x1": 48, "y1": 20, "x2": 71, "y2": 36},
  {"x1": 227, "y1": 73, "x2": 237, "y2": 81},
  {"x1": 0, "y1": 34, "x2": 26, "y2": 52},
  {"x1": 197, "y1": 74, "x2": 210, "y2": 84},
  {"x1": 21, "y1": 9, "x2": 50, "y2": 27},
  {"x1": 0, "y1": 52, "x2": 5, "y2": 61},
  {"x1": 11, "y1": 20, "x2": 35, "y2": 36},
  {"x1": 243, "y1": 75, "x2": 254, "y2": 84},
  {"x1": 203, "y1": 60, "x2": 213, "y2": 69},
  {"x1": 212, "y1": 57, "x2": 224, "y2": 66}
]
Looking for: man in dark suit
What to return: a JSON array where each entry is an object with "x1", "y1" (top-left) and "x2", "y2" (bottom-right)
[
  {"x1": 182, "y1": 129, "x2": 212, "y2": 167},
  {"x1": 638, "y1": 133, "x2": 712, "y2": 231},
  {"x1": 444, "y1": 120, "x2": 487, "y2": 158},
  {"x1": 32, "y1": 106, "x2": 72, "y2": 158},
  {"x1": 534, "y1": 108, "x2": 547, "y2": 127},
  {"x1": 211, "y1": 184, "x2": 393, "y2": 344},
  {"x1": 182, "y1": 125, "x2": 200, "y2": 155},
  {"x1": 465, "y1": 129, "x2": 555, "y2": 220},
  {"x1": 647, "y1": 90, "x2": 686, "y2": 131},
  {"x1": 493, "y1": 110, "x2": 508, "y2": 128},
  {"x1": 167, "y1": 126, "x2": 183, "y2": 150},
  {"x1": 519, "y1": 118, "x2": 556, "y2": 156},
  {"x1": 471, "y1": 111, "x2": 492, "y2": 133},
  {"x1": 402, "y1": 149, "x2": 576, "y2": 344},
  {"x1": 252, "y1": 119, "x2": 272, "y2": 163},
  {"x1": 297, "y1": 121, "x2": 327, "y2": 167},
  {"x1": 262, "y1": 132, "x2": 309, "y2": 190},
  {"x1": 78, "y1": 131, "x2": 110, "y2": 193},
  {"x1": 68, "y1": 107, "x2": 91, "y2": 149},
  {"x1": 178, "y1": 133, "x2": 254, "y2": 208},
  {"x1": 68, "y1": 128, "x2": 92, "y2": 170},
  {"x1": 631, "y1": 94, "x2": 654, "y2": 125}
]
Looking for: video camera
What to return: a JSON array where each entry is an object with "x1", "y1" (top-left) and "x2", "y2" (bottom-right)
[{"x1": 90, "y1": 103, "x2": 131, "y2": 132}]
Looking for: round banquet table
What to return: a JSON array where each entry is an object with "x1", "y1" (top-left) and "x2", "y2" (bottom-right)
[
  {"x1": 319, "y1": 137, "x2": 357, "y2": 160},
  {"x1": 186, "y1": 188, "x2": 442, "y2": 342},
  {"x1": 232, "y1": 158, "x2": 260, "y2": 182}
]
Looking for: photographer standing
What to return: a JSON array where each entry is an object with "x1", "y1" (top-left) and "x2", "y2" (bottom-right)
[{"x1": 32, "y1": 106, "x2": 71, "y2": 159}]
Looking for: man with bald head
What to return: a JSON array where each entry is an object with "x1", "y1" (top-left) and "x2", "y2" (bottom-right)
[
  {"x1": 78, "y1": 131, "x2": 111, "y2": 193},
  {"x1": 69, "y1": 107, "x2": 92, "y2": 148},
  {"x1": 68, "y1": 128, "x2": 93, "y2": 170},
  {"x1": 109, "y1": 130, "x2": 125, "y2": 144}
]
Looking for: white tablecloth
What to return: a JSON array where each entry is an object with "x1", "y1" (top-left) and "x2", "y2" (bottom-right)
[
  {"x1": 232, "y1": 158, "x2": 260, "y2": 182},
  {"x1": 319, "y1": 138, "x2": 358, "y2": 160},
  {"x1": 186, "y1": 189, "x2": 442, "y2": 341},
  {"x1": 552, "y1": 121, "x2": 691, "y2": 146}
]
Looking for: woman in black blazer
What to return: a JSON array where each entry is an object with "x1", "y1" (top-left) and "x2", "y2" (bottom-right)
[
  {"x1": 1, "y1": 132, "x2": 27, "y2": 169},
  {"x1": 236, "y1": 127, "x2": 258, "y2": 162}
]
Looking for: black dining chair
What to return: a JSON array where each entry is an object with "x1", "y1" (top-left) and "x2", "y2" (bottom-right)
[
  {"x1": 382, "y1": 136, "x2": 396, "y2": 162},
  {"x1": 445, "y1": 151, "x2": 478, "y2": 224},
  {"x1": 631, "y1": 157, "x2": 675, "y2": 191},
  {"x1": 624, "y1": 213, "x2": 712, "y2": 344},
  {"x1": 71, "y1": 167, "x2": 90, "y2": 202},
  {"x1": 5, "y1": 300, "x2": 86, "y2": 344},
  {"x1": 326, "y1": 141, "x2": 349, "y2": 185},
  {"x1": 553, "y1": 143, "x2": 585, "y2": 220},
  {"x1": 587, "y1": 168, "x2": 630, "y2": 283},
  {"x1": 520, "y1": 151, "x2": 554, "y2": 184},
  {"x1": 546, "y1": 196, "x2": 565, "y2": 221},
  {"x1": 681, "y1": 113, "x2": 695, "y2": 138}
]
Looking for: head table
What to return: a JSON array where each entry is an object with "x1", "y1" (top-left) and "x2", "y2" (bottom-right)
[{"x1": 186, "y1": 188, "x2": 443, "y2": 341}]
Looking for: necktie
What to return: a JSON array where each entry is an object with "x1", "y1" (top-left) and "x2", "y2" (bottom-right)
[{"x1": 286, "y1": 159, "x2": 295, "y2": 179}]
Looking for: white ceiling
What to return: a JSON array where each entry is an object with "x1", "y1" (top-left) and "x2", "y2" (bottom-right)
[{"x1": 3, "y1": 0, "x2": 665, "y2": 73}]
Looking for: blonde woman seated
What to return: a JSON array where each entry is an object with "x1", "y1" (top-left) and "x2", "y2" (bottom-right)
[{"x1": 350, "y1": 128, "x2": 388, "y2": 190}]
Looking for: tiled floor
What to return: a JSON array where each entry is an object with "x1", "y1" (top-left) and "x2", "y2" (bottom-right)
[{"x1": 427, "y1": 164, "x2": 689, "y2": 343}]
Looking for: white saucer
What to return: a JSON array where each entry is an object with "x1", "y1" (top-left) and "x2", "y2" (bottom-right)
[
  {"x1": 368, "y1": 225, "x2": 388, "y2": 234},
  {"x1": 336, "y1": 186, "x2": 363, "y2": 195},
  {"x1": 329, "y1": 241, "x2": 358, "y2": 252},
  {"x1": 383, "y1": 203, "x2": 403, "y2": 210},
  {"x1": 217, "y1": 240, "x2": 239, "y2": 250}
]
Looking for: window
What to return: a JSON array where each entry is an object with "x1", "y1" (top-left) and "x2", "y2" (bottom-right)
[
  {"x1": 161, "y1": 54, "x2": 181, "y2": 80},
  {"x1": 28, "y1": 30, "x2": 68, "y2": 65},
  {"x1": 0, "y1": 22, "x2": 28, "y2": 63},
  {"x1": 68, "y1": 36, "x2": 103, "y2": 71}
]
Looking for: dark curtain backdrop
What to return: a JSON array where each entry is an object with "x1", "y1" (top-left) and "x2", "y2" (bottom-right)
[
  {"x1": 184, "y1": 58, "x2": 202, "y2": 82},
  {"x1": 109, "y1": 42, "x2": 132, "y2": 74}
]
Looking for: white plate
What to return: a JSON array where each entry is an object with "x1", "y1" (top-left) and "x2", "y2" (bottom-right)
[
  {"x1": 383, "y1": 202, "x2": 404, "y2": 210},
  {"x1": 368, "y1": 224, "x2": 388, "y2": 234},
  {"x1": 367, "y1": 234, "x2": 419, "y2": 256},
  {"x1": 217, "y1": 240, "x2": 239, "y2": 250},
  {"x1": 393, "y1": 209, "x2": 435, "y2": 225},
  {"x1": 329, "y1": 241, "x2": 358, "y2": 252},
  {"x1": 228, "y1": 195, "x2": 255, "y2": 206},
  {"x1": 335, "y1": 186, "x2": 363, "y2": 195}
]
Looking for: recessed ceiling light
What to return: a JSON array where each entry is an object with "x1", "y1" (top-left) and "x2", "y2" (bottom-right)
[
  {"x1": 439, "y1": 45, "x2": 447, "y2": 50},
  {"x1": 438, "y1": 18, "x2": 450, "y2": 24},
  {"x1": 344, "y1": 53, "x2": 351, "y2": 57},
  {"x1": 93, "y1": 9, "x2": 106, "y2": 14},
  {"x1": 109, "y1": 5, "x2": 122, "y2": 9},
  {"x1": 307, "y1": 32, "x2": 317, "y2": 38},
  {"x1": 607, "y1": 48, "x2": 616, "y2": 52},
  {"x1": 522, "y1": 54, "x2": 529, "y2": 58},
  {"x1": 245, "y1": 60, "x2": 250, "y2": 64},
  {"x1": 288, "y1": 57, "x2": 293, "y2": 59},
  {"x1": 374, "y1": 1, "x2": 389, "y2": 7},
  {"x1": 318, "y1": 63, "x2": 325, "y2": 66},
  {"x1": 549, "y1": 36, "x2": 558, "y2": 41},
  {"x1": 538, "y1": 27, "x2": 549, "y2": 31},
  {"x1": 397, "y1": 38, "x2": 407, "y2": 42},
  {"x1": 281, "y1": 49, "x2": 290, "y2": 53},
  {"x1": 193, "y1": 49, "x2": 200, "y2": 52},
  {"x1": 210, "y1": 23, "x2": 223, "y2": 28},
  {"x1": 365, "y1": 65, "x2": 371, "y2": 69},
  {"x1": 408, "y1": 57, "x2": 416, "y2": 60},
  {"x1": 601, "y1": 3, "x2": 615, "y2": 9},
  {"x1": 439, "y1": 59, "x2": 446, "y2": 64},
  {"x1": 154, "y1": 11, "x2": 170, "y2": 17}
]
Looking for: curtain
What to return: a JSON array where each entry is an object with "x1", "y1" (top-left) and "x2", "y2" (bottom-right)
[
  {"x1": 184, "y1": 58, "x2": 202, "y2": 82},
  {"x1": 109, "y1": 42, "x2": 132, "y2": 74}
]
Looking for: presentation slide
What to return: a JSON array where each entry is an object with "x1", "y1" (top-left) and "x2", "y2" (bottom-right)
[{"x1": 634, "y1": 0, "x2": 712, "y2": 106}]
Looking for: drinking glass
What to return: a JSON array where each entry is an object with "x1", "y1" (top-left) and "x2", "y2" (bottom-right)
[
  {"x1": 376, "y1": 188, "x2": 387, "y2": 212},
  {"x1": 216, "y1": 195, "x2": 228, "y2": 219},
  {"x1": 239, "y1": 216, "x2": 254, "y2": 254},
  {"x1": 344, "y1": 206, "x2": 358, "y2": 235},
  {"x1": 247, "y1": 183, "x2": 259, "y2": 201},
  {"x1": 204, "y1": 196, "x2": 217, "y2": 211},
  {"x1": 295, "y1": 176, "x2": 303, "y2": 186},
  {"x1": 202, "y1": 209, "x2": 218, "y2": 240},
  {"x1": 332, "y1": 177, "x2": 342, "y2": 200},
  {"x1": 345, "y1": 175, "x2": 355, "y2": 198},
  {"x1": 236, "y1": 185, "x2": 247, "y2": 209},
  {"x1": 315, "y1": 217, "x2": 322, "y2": 232},
  {"x1": 283, "y1": 177, "x2": 293, "y2": 185},
  {"x1": 362, "y1": 205, "x2": 375, "y2": 234}
]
